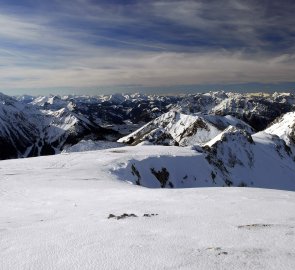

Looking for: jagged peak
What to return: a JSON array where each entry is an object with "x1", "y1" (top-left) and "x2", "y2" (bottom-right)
[
  {"x1": 0, "y1": 92, "x2": 18, "y2": 104},
  {"x1": 205, "y1": 126, "x2": 254, "y2": 148}
]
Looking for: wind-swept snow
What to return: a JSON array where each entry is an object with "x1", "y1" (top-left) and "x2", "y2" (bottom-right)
[{"x1": 0, "y1": 147, "x2": 295, "y2": 269}]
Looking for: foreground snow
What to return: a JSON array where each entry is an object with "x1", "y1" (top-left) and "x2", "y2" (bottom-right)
[{"x1": 1, "y1": 148, "x2": 295, "y2": 270}]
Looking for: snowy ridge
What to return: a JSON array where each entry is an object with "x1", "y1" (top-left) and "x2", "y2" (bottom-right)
[
  {"x1": 174, "y1": 91, "x2": 294, "y2": 129},
  {"x1": 118, "y1": 111, "x2": 254, "y2": 146},
  {"x1": 114, "y1": 130, "x2": 295, "y2": 190},
  {"x1": 118, "y1": 111, "x2": 220, "y2": 146},
  {"x1": 62, "y1": 140, "x2": 124, "y2": 153},
  {"x1": 265, "y1": 111, "x2": 295, "y2": 147}
]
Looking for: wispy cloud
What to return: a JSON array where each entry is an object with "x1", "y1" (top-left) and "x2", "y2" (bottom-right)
[
  {"x1": 0, "y1": 0, "x2": 294, "y2": 93},
  {"x1": 1, "y1": 50, "x2": 295, "y2": 89}
]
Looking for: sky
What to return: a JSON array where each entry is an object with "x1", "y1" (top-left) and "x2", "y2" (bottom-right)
[{"x1": 0, "y1": 0, "x2": 295, "y2": 95}]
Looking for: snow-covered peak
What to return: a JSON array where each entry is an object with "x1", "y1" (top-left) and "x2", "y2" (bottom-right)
[
  {"x1": 14, "y1": 94, "x2": 35, "y2": 104},
  {"x1": 0, "y1": 92, "x2": 24, "y2": 109},
  {"x1": 204, "y1": 90, "x2": 228, "y2": 99},
  {"x1": 211, "y1": 96, "x2": 252, "y2": 115},
  {"x1": 102, "y1": 93, "x2": 128, "y2": 104},
  {"x1": 31, "y1": 95, "x2": 68, "y2": 110},
  {"x1": 205, "y1": 125, "x2": 254, "y2": 147},
  {"x1": 118, "y1": 111, "x2": 254, "y2": 147},
  {"x1": 118, "y1": 111, "x2": 222, "y2": 146},
  {"x1": 272, "y1": 92, "x2": 295, "y2": 105},
  {"x1": 265, "y1": 112, "x2": 295, "y2": 146}
]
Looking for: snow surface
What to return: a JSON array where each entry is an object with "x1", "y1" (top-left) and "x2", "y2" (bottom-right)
[
  {"x1": 1, "y1": 146, "x2": 295, "y2": 269},
  {"x1": 62, "y1": 140, "x2": 124, "y2": 153}
]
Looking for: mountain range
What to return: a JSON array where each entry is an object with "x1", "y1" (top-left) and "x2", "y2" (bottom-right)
[
  {"x1": 1, "y1": 91, "x2": 295, "y2": 190},
  {"x1": 1, "y1": 91, "x2": 294, "y2": 159}
]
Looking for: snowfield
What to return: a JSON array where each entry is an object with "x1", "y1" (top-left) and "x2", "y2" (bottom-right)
[{"x1": 1, "y1": 146, "x2": 295, "y2": 270}]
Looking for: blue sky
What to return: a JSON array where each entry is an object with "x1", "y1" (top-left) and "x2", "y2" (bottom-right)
[{"x1": 0, "y1": 0, "x2": 295, "y2": 95}]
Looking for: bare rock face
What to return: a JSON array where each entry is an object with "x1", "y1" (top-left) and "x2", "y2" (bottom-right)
[
  {"x1": 150, "y1": 167, "x2": 172, "y2": 188},
  {"x1": 290, "y1": 123, "x2": 295, "y2": 144}
]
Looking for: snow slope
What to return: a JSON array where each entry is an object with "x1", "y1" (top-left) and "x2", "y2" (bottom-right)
[
  {"x1": 265, "y1": 111, "x2": 295, "y2": 147},
  {"x1": 0, "y1": 148, "x2": 295, "y2": 270},
  {"x1": 114, "y1": 137, "x2": 295, "y2": 190}
]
